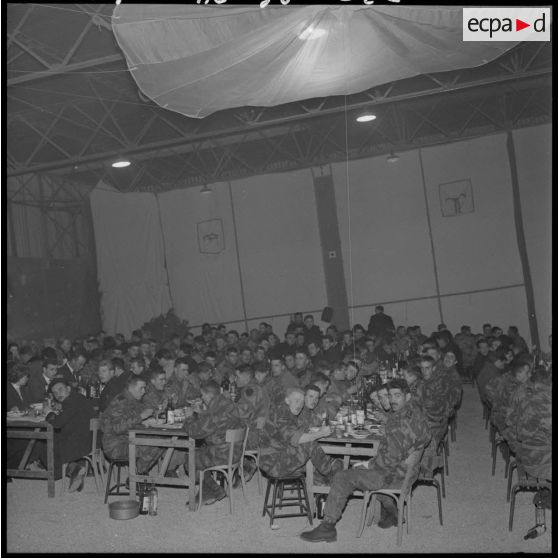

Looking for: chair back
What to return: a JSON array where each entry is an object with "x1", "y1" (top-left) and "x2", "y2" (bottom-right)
[
  {"x1": 225, "y1": 427, "x2": 247, "y2": 469},
  {"x1": 400, "y1": 447, "x2": 426, "y2": 498},
  {"x1": 90, "y1": 418, "x2": 101, "y2": 453}
]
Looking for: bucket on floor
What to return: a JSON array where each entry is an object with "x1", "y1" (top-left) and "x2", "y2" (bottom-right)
[{"x1": 108, "y1": 499, "x2": 139, "y2": 520}]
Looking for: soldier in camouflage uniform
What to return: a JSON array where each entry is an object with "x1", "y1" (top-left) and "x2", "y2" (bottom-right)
[
  {"x1": 175, "y1": 380, "x2": 243, "y2": 505},
  {"x1": 142, "y1": 368, "x2": 171, "y2": 410},
  {"x1": 441, "y1": 350, "x2": 463, "y2": 410},
  {"x1": 301, "y1": 379, "x2": 432, "y2": 542},
  {"x1": 454, "y1": 326, "x2": 477, "y2": 378},
  {"x1": 502, "y1": 368, "x2": 552, "y2": 481},
  {"x1": 311, "y1": 372, "x2": 340, "y2": 420},
  {"x1": 297, "y1": 385, "x2": 324, "y2": 431},
  {"x1": 254, "y1": 362, "x2": 285, "y2": 410},
  {"x1": 476, "y1": 350, "x2": 506, "y2": 404},
  {"x1": 258, "y1": 388, "x2": 343, "y2": 480},
  {"x1": 485, "y1": 359, "x2": 531, "y2": 434},
  {"x1": 100, "y1": 376, "x2": 163, "y2": 474},
  {"x1": 165, "y1": 357, "x2": 202, "y2": 406}
]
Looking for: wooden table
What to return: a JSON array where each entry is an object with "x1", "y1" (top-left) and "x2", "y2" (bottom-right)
[
  {"x1": 7, "y1": 416, "x2": 56, "y2": 497},
  {"x1": 128, "y1": 425, "x2": 197, "y2": 511},
  {"x1": 306, "y1": 433, "x2": 381, "y2": 515}
]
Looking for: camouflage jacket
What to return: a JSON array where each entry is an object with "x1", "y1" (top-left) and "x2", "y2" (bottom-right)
[
  {"x1": 100, "y1": 389, "x2": 146, "y2": 454},
  {"x1": 503, "y1": 382, "x2": 552, "y2": 480},
  {"x1": 165, "y1": 373, "x2": 201, "y2": 406},
  {"x1": 484, "y1": 372, "x2": 521, "y2": 432},
  {"x1": 454, "y1": 333, "x2": 477, "y2": 367},
  {"x1": 260, "y1": 401, "x2": 305, "y2": 450},
  {"x1": 415, "y1": 363, "x2": 452, "y2": 426},
  {"x1": 297, "y1": 406, "x2": 323, "y2": 431},
  {"x1": 476, "y1": 361, "x2": 503, "y2": 403},
  {"x1": 256, "y1": 375, "x2": 286, "y2": 409},
  {"x1": 183, "y1": 394, "x2": 242, "y2": 463},
  {"x1": 276, "y1": 369, "x2": 301, "y2": 392},
  {"x1": 236, "y1": 381, "x2": 270, "y2": 426},
  {"x1": 142, "y1": 384, "x2": 169, "y2": 410},
  {"x1": 371, "y1": 399, "x2": 432, "y2": 483},
  {"x1": 442, "y1": 364, "x2": 463, "y2": 410}
]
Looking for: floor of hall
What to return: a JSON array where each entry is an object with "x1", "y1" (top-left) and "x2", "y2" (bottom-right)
[{"x1": 5, "y1": 384, "x2": 552, "y2": 553}]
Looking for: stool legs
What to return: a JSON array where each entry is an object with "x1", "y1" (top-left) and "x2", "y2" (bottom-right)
[{"x1": 263, "y1": 477, "x2": 313, "y2": 527}]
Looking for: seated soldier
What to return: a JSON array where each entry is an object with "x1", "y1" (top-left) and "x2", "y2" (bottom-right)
[
  {"x1": 166, "y1": 357, "x2": 201, "y2": 405},
  {"x1": 176, "y1": 380, "x2": 243, "y2": 506},
  {"x1": 254, "y1": 361, "x2": 284, "y2": 410},
  {"x1": 129, "y1": 356, "x2": 148, "y2": 381},
  {"x1": 142, "y1": 368, "x2": 170, "y2": 411},
  {"x1": 258, "y1": 388, "x2": 342, "y2": 482},
  {"x1": 32, "y1": 378, "x2": 97, "y2": 492},
  {"x1": 441, "y1": 350, "x2": 463, "y2": 412},
  {"x1": 215, "y1": 347, "x2": 239, "y2": 386},
  {"x1": 270, "y1": 356, "x2": 299, "y2": 395},
  {"x1": 298, "y1": 384, "x2": 324, "y2": 431},
  {"x1": 485, "y1": 359, "x2": 531, "y2": 434},
  {"x1": 329, "y1": 364, "x2": 357, "y2": 403},
  {"x1": 293, "y1": 349, "x2": 313, "y2": 388},
  {"x1": 301, "y1": 379, "x2": 432, "y2": 542},
  {"x1": 310, "y1": 372, "x2": 340, "y2": 419},
  {"x1": 502, "y1": 367, "x2": 552, "y2": 481},
  {"x1": 471, "y1": 338, "x2": 491, "y2": 380},
  {"x1": 477, "y1": 350, "x2": 507, "y2": 405},
  {"x1": 369, "y1": 384, "x2": 392, "y2": 423},
  {"x1": 402, "y1": 364, "x2": 422, "y2": 399},
  {"x1": 100, "y1": 376, "x2": 162, "y2": 475}
]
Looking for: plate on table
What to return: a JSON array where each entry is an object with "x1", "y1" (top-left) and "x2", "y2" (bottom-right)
[
  {"x1": 350, "y1": 430, "x2": 371, "y2": 439},
  {"x1": 7, "y1": 410, "x2": 25, "y2": 418}
]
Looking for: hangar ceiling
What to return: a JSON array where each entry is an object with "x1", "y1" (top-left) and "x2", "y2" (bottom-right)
[{"x1": 6, "y1": 3, "x2": 552, "y2": 193}]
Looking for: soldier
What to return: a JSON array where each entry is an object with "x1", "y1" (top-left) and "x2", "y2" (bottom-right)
[
  {"x1": 98, "y1": 359, "x2": 127, "y2": 412},
  {"x1": 471, "y1": 337, "x2": 491, "y2": 380},
  {"x1": 175, "y1": 380, "x2": 243, "y2": 506},
  {"x1": 142, "y1": 368, "x2": 171, "y2": 411},
  {"x1": 270, "y1": 355, "x2": 299, "y2": 395},
  {"x1": 298, "y1": 384, "x2": 324, "y2": 431},
  {"x1": 100, "y1": 376, "x2": 162, "y2": 475},
  {"x1": 485, "y1": 359, "x2": 531, "y2": 433},
  {"x1": 402, "y1": 365, "x2": 423, "y2": 400},
  {"x1": 441, "y1": 350, "x2": 463, "y2": 411},
  {"x1": 292, "y1": 349, "x2": 314, "y2": 388},
  {"x1": 254, "y1": 362, "x2": 284, "y2": 410},
  {"x1": 454, "y1": 325, "x2": 477, "y2": 379},
  {"x1": 476, "y1": 350, "x2": 507, "y2": 404},
  {"x1": 301, "y1": 379, "x2": 432, "y2": 542},
  {"x1": 502, "y1": 368, "x2": 552, "y2": 481},
  {"x1": 165, "y1": 357, "x2": 201, "y2": 406},
  {"x1": 215, "y1": 346, "x2": 239, "y2": 386},
  {"x1": 258, "y1": 388, "x2": 342, "y2": 480},
  {"x1": 311, "y1": 372, "x2": 340, "y2": 420}
]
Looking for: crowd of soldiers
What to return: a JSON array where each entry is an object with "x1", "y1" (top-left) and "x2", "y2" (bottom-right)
[{"x1": 6, "y1": 309, "x2": 551, "y2": 536}]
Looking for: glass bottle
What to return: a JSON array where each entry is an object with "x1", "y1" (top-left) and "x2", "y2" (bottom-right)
[
  {"x1": 166, "y1": 397, "x2": 175, "y2": 424},
  {"x1": 148, "y1": 479, "x2": 158, "y2": 516},
  {"x1": 139, "y1": 481, "x2": 149, "y2": 515},
  {"x1": 229, "y1": 376, "x2": 238, "y2": 402}
]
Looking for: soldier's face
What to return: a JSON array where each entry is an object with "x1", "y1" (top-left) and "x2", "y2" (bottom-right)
[
  {"x1": 43, "y1": 364, "x2": 59, "y2": 379},
  {"x1": 286, "y1": 392, "x2": 304, "y2": 415},
  {"x1": 478, "y1": 343, "x2": 489, "y2": 356},
  {"x1": 151, "y1": 374, "x2": 167, "y2": 391},
  {"x1": 254, "y1": 371, "x2": 267, "y2": 384},
  {"x1": 129, "y1": 381, "x2": 146, "y2": 400},
  {"x1": 308, "y1": 344, "x2": 318, "y2": 356},
  {"x1": 377, "y1": 389, "x2": 391, "y2": 411},
  {"x1": 420, "y1": 362, "x2": 434, "y2": 381},
  {"x1": 295, "y1": 354, "x2": 307, "y2": 370},
  {"x1": 304, "y1": 390, "x2": 320, "y2": 410},
  {"x1": 426, "y1": 348, "x2": 441, "y2": 363},
  {"x1": 285, "y1": 355, "x2": 295, "y2": 369},
  {"x1": 128, "y1": 346, "x2": 140, "y2": 358},
  {"x1": 270, "y1": 360, "x2": 283, "y2": 376},
  {"x1": 403, "y1": 369, "x2": 417, "y2": 386},
  {"x1": 130, "y1": 361, "x2": 144, "y2": 376},
  {"x1": 443, "y1": 352, "x2": 457, "y2": 368},
  {"x1": 98, "y1": 365, "x2": 114, "y2": 385},
  {"x1": 388, "y1": 388, "x2": 409, "y2": 412},
  {"x1": 346, "y1": 365, "x2": 358, "y2": 381},
  {"x1": 227, "y1": 352, "x2": 239, "y2": 365},
  {"x1": 322, "y1": 338, "x2": 331, "y2": 351},
  {"x1": 175, "y1": 364, "x2": 189, "y2": 381},
  {"x1": 51, "y1": 383, "x2": 71, "y2": 403}
]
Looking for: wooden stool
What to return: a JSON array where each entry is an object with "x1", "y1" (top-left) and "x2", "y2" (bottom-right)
[
  {"x1": 262, "y1": 474, "x2": 313, "y2": 527},
  {"x1": 103, "y1": 458, "x2": 130, "y2": 503}
]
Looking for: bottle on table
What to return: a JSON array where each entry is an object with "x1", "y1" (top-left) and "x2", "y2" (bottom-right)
[
  {"x1": 229, "y1": 376, "x2": 238, "y2": 402},
  {"x1": 221, "y1": 375, "x2": 230, "y2": 394},
  {"x1": 166, "y1": 397, "x2": 175, "y2": 425},
  {"x1": 148, "y1": 479, "x2": 158, "y2": 516}
]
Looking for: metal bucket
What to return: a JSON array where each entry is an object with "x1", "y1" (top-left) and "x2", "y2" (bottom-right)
[{"x1": 108, "y1": 499, "x2": 139, "y2": 520}]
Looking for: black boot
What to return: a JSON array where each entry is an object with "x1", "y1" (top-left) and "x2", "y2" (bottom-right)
[{"x1": 300, "y1": 521, "x2": 337, "y2": 543}]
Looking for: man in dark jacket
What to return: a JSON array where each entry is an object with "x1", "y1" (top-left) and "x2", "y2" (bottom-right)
[
  {"x1": 98, "y1": 359, "x2": 127, "y2": 412},
  {"x1": 34, "y1": 378, "x2": 97, "y2": 491},
  {"x1": 367, "y1": 305, "x2": 395, "y2": 339}
]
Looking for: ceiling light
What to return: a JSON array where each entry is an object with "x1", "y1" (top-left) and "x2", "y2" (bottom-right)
[
  {"x1": 111, "y1": 159, "x2": 131, "y2": 168},
  {"x1": 356, "y1": 113, "x2": 376, "y2": 123},
  {"x1": 386, "y1": 149, "x2": 400, "y2": 163},
  {"x1": 200, "y1": 185, "x2": 213, "y2": 195},
  {"x1": 298, "y1": 25, "x2": 327, "y2": 40}
]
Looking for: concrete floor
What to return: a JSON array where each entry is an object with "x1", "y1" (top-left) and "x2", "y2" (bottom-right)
[{"x1": 5, "y1": 385, "x2": 552, "y2": 553}]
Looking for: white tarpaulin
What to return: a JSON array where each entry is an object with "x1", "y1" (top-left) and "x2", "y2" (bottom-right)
[{"x1": 112, "y1": 4, "x2": 517, "y2": 118}]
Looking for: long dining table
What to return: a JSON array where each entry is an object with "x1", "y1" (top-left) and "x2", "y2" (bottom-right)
[
  {"x1": 306, "y1": 431, "x2": 381, "y2": 516},
  {"x1": 7, "y1": 415, "x2": 56, "y2": 497},
  {"x1": 128, "y1": 424, "x2": 197, "y2": 511}
]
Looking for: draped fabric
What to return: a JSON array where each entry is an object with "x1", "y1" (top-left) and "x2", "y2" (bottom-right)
[
  {"x1": 90, "y1": 182, "x2": 172, "y2": 337},
  {"x1": 112, "y1": 4, "x2": 517, "y2": 119}
]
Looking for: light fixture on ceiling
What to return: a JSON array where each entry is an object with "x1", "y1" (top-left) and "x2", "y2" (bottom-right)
[
  {"x1": 386, "y1": 149, "x2": 400, "y2": 163},
  {"x1": 111, "y1": 158, "x2": 131, "y2": 168},
  {"x1": 298, "y1": 24, "x2": 327, "y2": 40},
  {"x1": 200, "y1": 184, "x2": 213, "y2": 195},
  {"x1": 356, "y1": 112, "x2": 376, "y2": 123}
]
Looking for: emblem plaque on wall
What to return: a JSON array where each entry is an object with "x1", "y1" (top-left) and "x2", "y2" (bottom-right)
[
  {"x1": 197, "y1": 218, "x2": 225, "y2": 254},
  {"x1": 439, "y1": 179, "x2": 474, "y2": 217}
]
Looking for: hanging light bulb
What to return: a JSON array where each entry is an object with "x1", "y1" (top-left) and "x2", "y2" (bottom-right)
[
  {"x1": 386, "y1": 149, "x2": 400, "y2": 163},
  {"x1": 200, "y1": 184, "x2": 213, "y2": 195}
]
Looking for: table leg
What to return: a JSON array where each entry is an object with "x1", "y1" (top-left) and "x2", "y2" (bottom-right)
[
  {"x1": 188, "y1": 441, "x2": 196, "y2": 512},
  {"x1": 129, "y1": 433, "x2": 137, "y2": 498},
  {"x1": 306, "y1": 460, "x2": 315, "y2": 516},
  {"x1": 46, "y1": 427, "x2": 55, "y2": 498},
  {"x1": 18, "y1": 438, "x2": 37, "y2": 470}
]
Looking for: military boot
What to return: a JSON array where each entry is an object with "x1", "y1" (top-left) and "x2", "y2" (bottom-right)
[{"x1": 300, "y1": 521, "x2": 337, "y2": 543}]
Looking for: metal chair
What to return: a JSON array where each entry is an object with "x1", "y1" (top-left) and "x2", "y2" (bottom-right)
[
  {"x1": 508, "y1": 461, "x2": 552, "y2": 531},
  {"x1": 61, "y1": 418, "x2": 104, "y2": 494},
  {"x1": 416, "y1": 453, "x2": 444, "y2": 525},
  {"x1": 448, "y1": 412, "x2": 457, "y2": 444},
  {"x1": 357, "y1": 447, "x2": 425, "y2": 546},
  {"x1": 198, "y1": 426, "x2": 248, "y2": 513},
  {"x1": 490, "y1": 426, "x2": 510, "y2": 477}
]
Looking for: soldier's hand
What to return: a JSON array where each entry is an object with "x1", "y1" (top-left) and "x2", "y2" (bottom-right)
[
  {"x1": 320, "y1": 425, "x2": 332, "y2": 437},
  {"x1": 183, "y1": 406, "x2": 194, "y2": 418},
  {"x1": 140, "y1": 408, "x2": 154, "y2": 420}
]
